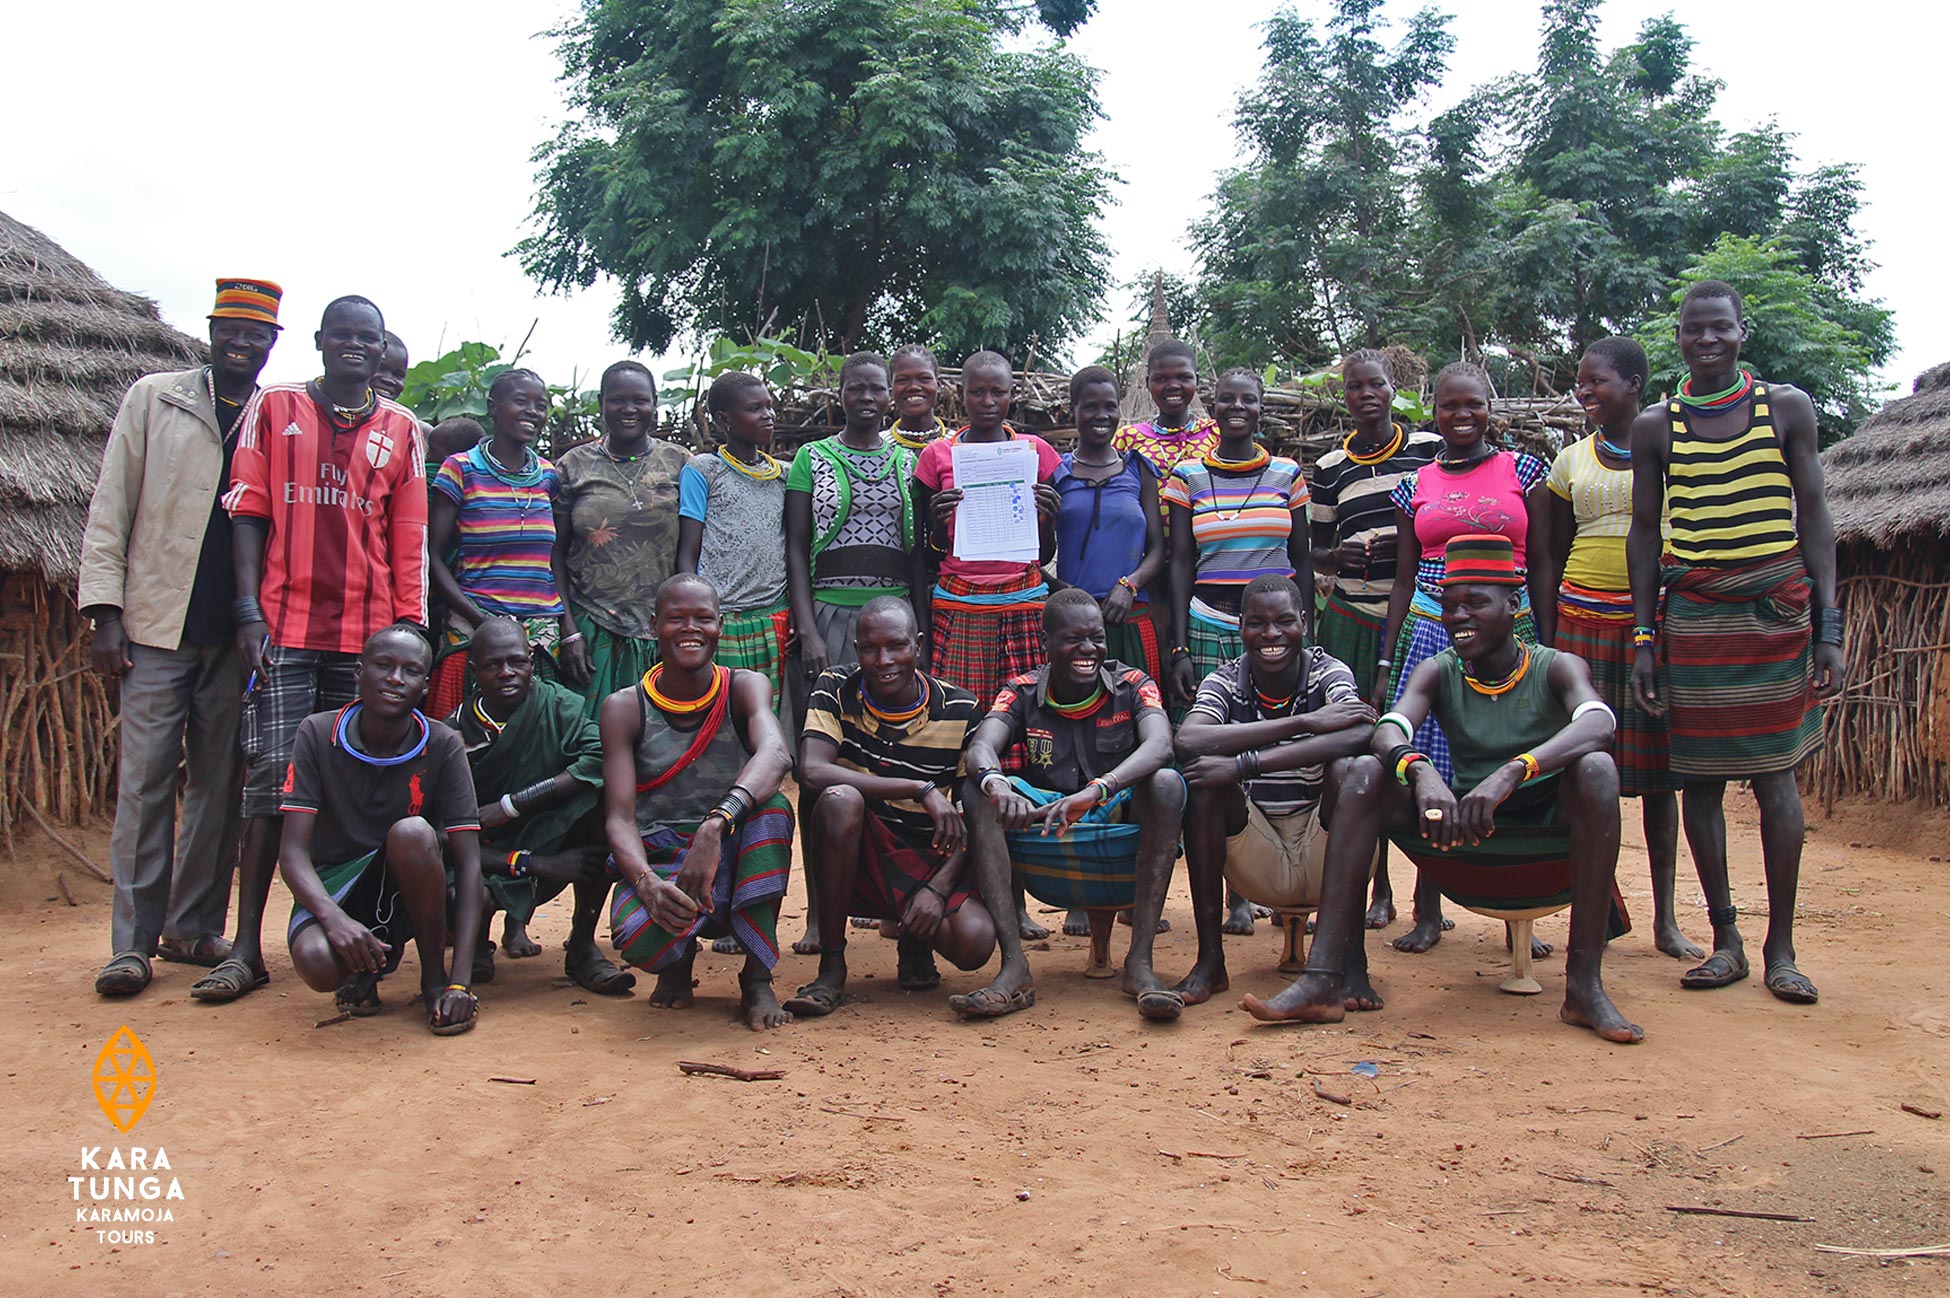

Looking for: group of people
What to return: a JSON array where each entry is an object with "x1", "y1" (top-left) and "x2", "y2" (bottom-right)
[{"x1": 75, "y1": 274, "x2": 1845, "y2": 1042}]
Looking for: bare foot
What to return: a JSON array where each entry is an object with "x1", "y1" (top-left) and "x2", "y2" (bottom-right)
[
  {"x1": 1222, "y1": 895, "x2": 1256, "y2": 936},
  {"x1": 1364, "y1": 895, "x2": 1397, "y2": 929},
  {"x1": 1062, "y1": 908, "x2": 1090, "y2": 937},
  {"x1": 1391, "y1": 917, "x2": 1446, "y2": 953},
  {"x1": 1240, "y1": 971, "x2": 1346, "y2": 1024},
  {"x1": 741, "y1": 974, "x2": 792, "y2": 1030},
  {"x1": 648, "y1": 952, "x2": 697, "y2": 1010},
  {"x1": 790, "y1": 930, "x2": 822, "y2": 956},
  {"x1": 1655, "y1": 923, "x2": 1706, "y2": 962},
  {"x1": 1018, "y1": 907, "x2": 1051, "y2": 942},
  {"x1": 849, "y1": 916, "x2": 879, "y2": 930},
  {"x1": 1559, "y1": 979, "x2": 1644, "y2": 1044},
  {"x1": 1343, "y1": 967, "x2": 1384, "y2": 1012},
  {"x1": 1171, "y1": 958, "x2": 1230, "y2": 1005},
  {"x1": 502, "y1": 917, "x2": 542, "y2": 959}
]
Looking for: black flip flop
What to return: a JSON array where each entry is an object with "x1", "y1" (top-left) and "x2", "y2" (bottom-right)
[
  {"x1": 1680, "y1": 950, "x2": 1750, "y2": 990},
  {"x1": 189, "y1": 957, "x2": 269, "y2": 1003},
  {"x1": 782, "y1": 982, "x2": 844, "y2": 1017},
  {"x1": 1764, "y1": 960, "x2": 1819, "y2": 1005},
  {"x1": 1136, "y1": 988, "x2": 1185, "y2": 1022},
  {"x1": 566, "y1": 952, "x2": 638, "y2": 996}
]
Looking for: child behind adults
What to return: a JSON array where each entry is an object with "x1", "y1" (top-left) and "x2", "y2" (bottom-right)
[{"x1": 279, "y1": 624, "x2": 484, "y2": 1034}]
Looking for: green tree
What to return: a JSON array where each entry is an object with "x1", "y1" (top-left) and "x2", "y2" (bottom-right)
[
  {"x1": 520, "y1": 0, "x2": 1112, "y2": 359},
  {"x1": 1638, "y1": 235, "x2": 1893, "y2": 441},
  {"x1": 1192, "y1": 0, "x2": 1454, "y2": 370}
]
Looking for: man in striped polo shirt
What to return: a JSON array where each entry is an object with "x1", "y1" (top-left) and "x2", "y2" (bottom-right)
[
  {"x1": 785, "y1": 597, "x2": 995, "y2": 1016},
  {"x1": 191, "y1": 295, "x2": 430, "y2": 1003},
  {"x1": 1626, "y1": 280, "x2": 1845, "y2": 1007}
]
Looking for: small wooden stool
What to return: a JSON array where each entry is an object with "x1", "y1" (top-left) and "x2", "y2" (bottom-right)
[
  {"x1": 1470, "y1": 905, "x2": 1566, "y2": 995},
  {"x1": 1268, "y1": 908, "x2": 1316, "y2": 974}
]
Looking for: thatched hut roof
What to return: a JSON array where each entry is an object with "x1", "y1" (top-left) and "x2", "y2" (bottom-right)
[
  {"x1": 1823, "y1": 362, "x2": 1950, "y2": 548},
  {"x1": 0, "y1": 211, "x2": 205, "y2": 586}
]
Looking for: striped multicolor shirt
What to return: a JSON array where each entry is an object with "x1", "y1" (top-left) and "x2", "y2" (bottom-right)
[
  {"x1": 1162, "y1": 454, "x2": 1308, "y2": 588},
  {"x1": 802, "y1": 668, "x2": 980, "y2": 840},
  {"x1": 432, "y1": 446, "x2": 564, "y2": 618},
  {"x1": 223, "y1": 383, "x2": 428, "y2": 654},
  {"x1": 1665, "y1": 384, "x2": 1798, "y2": 565}
]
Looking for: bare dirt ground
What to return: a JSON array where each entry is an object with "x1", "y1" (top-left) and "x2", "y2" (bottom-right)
[{"x1": 3, "y1": 793, "x2": 1946, "y2": 1297}]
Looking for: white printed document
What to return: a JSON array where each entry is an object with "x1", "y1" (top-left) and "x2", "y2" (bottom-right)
[{"x1": 949, "y1": 439, "x2": 1040, "y2": 563}]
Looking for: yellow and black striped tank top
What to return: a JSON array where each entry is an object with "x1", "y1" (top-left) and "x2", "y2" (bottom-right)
[{"x1": 1664, "y1": 382, "x2": 1797, "y2": 564}]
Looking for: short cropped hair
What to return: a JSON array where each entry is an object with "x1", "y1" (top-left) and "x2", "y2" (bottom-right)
[
  {"x1": 1042, "y1": 587, "x2": 1101, "y2": 632},
  {"x1": 1681, "y1": 279, "x2": 1744, "y2": 321},
  {"x1": 1241, "y1": 573, "x2": 1305, "y2": 616},
  {"x1": 1433, "y1": 361, "x2": 1492, "y2": 400},
  {"x1": 1068, "y1": 365, "x2": 1120, "y2": 406},
  {"x1": 654, "y1": 572, "x2": 719, "y2": 614},
  {"x1": 1581, "y1": 337, "x2": 1649, "y2": 392},
  {"x1": 706, "y1": 370, "x2": 768, "y2": 414},
  {"x1": 1341, "y1": 348, "x2": 1396, "y2": 385},
  {"x1": 1145, "y1": 338, "x2": 1196, "y2": 371}
]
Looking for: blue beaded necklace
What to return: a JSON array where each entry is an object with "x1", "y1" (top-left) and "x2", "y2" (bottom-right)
[{"x1": 332, "y1": 703, "x2": 431, "y2": 767}]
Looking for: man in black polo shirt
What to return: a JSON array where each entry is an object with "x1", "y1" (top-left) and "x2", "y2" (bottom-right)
[{"x1": 952, "y1": 589, "x2": 1187, "y2": 1021}]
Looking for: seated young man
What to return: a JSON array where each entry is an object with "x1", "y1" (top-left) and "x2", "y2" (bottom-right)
[
  {"x1": 451, "y1": 617, "x2": 634, "y2": 995},
  {"x1": 1241, "y1": 536, "x2": 1643, "y2": 1045},
  {"x1": 279, "y1": 624, "x2": 484, "y2": 1034},
  {"x1": 784, "y1": 597, "x2": 997, "y2": 1017},
  {"x1": 599, "y1": 574, "x2": 797, "y2": 1031},
  {"x1": 1173, "y1": 575, "x2": 1377, "y2": 1005},
  {"x1": 952, "y1": 588, "x2": 1187, "y2": 1021}
]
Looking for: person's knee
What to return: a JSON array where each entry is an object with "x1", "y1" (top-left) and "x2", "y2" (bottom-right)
[
  {"x1": 940, "y1": 909, "x2": 998, "y2": 970},
  {"x1": 384, "y1": 818, "x2": 444, "y2": 879},
  {"x1": 1135, "y1": 766, "x2": 1186, "y2": 817},
  {"x1": 1568, "y1": 751, "x2": 1619, "y2": 803},
  {"x1": 1336, "y1": 754, "x2": 1387, "y2": 808},
  {"x1": 288, "y1": 927, "x2": 342, "y2": 991},
  {"x1": 811, "y1": 785, "x2": 867, "y2": 836}
]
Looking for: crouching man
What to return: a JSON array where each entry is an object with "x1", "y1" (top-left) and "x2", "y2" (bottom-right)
[{"x1": 279, "y1": 624, "x2": 484, "y2": 1034}]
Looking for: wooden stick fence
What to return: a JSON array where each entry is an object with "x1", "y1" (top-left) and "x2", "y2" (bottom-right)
[{"x1": 1, "y1": 573, "x2": 117, "y2": 852}]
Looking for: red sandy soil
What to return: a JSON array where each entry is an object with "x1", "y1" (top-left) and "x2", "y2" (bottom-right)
[{"x1": 2, "y1": 794, "x2": 1946, "y2": 1296}]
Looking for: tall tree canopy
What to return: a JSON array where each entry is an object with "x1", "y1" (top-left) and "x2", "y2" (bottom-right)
[
  {"x1": 521, "y1": 0, "x2": 1113, "y2": 357},
  {"x1": 1194, "y1": 0, "x2": 1892, "y2": 434},
  {"x1": 1192, "y1": 0, "x2": 1454, "y2": 370}
]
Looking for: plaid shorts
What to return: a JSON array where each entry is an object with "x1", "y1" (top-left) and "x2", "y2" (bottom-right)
[{"x1": 240, "y1": 645, "x2": 358, "y2": 818}]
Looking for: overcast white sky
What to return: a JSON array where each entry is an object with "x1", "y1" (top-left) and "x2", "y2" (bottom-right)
[{"x1": 5, "y1": 1, "x2": 1936, "y2": 396}]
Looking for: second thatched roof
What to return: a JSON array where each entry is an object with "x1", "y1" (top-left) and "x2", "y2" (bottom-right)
[
  {"x1": 0, "y1": 210, "x2": 206, "y2": 587},
  {"x1": 1823, "y1": 362, "x2": 1950, "y2": 548}
]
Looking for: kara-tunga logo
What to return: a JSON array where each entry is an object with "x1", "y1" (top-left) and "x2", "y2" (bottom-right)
[{"x1": 73, "y1": 1026, "x2": 183, "y2": 1245}]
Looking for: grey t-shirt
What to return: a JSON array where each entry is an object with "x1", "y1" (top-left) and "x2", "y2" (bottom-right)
[{"x1": 680, "y1": 452, "x2": 788, "y2": 613}]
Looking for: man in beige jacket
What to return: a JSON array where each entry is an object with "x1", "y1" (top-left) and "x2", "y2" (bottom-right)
[{"x1": 78, "y1": 278, "x2": 282, "y2": 996}]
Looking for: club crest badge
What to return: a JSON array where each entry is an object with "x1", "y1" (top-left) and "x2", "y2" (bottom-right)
[
  {"x1": 365, "y1": 428, "x2": 395, "y2": 469},
  {"x1": 93, "y1": 1025, "x2": 156, "y2": 1134}
]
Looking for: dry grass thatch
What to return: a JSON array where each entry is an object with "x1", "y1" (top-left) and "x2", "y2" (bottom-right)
[
  {"x1": 0, "y1": 210, "x2": 206, "y2": 586},
  {"x1": 1822, "y1": 362, "x2": 1950, "y2": 548}
]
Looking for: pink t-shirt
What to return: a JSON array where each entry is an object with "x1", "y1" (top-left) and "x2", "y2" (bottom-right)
[
  {"x1": 914, "y1": 429, "x2": 1061, "y2": 587},
  {"x1": 1390, "y1": 450, "x2": 1548, "y2": 582}
]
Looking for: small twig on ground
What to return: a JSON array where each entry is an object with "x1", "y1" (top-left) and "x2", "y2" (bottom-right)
[
  {"x1": 1667, "y1": 1206, "x2": 1811, "y2": 1223},
  {"x1": 1812, "y1": 1242, "x2": 1950, "y2": 1258},
  {"x1": 1310, "y1": 1079, "x2": 1352, "y2": 1106},
  {"x1": 489, "y1": 1075, "x2": 537, "y2": 1085},
  {"x1": 1796, "y1": 1129, "x2": 1875, "y2": 1140},
  {"x1": 21, "y1": 801, "x2": 110, "y2": 882},
  {"x1": 1540, "y1": 1171, "x2": 1614, "y2": 1187},
  {"x1": 55, "y1": 873, "x2": 76, "y2": 906},
  {"x1": 313, "y1": 1013, "x2": 351, "y2": 1028},
  {"x1": 1900, "y1": 1104, "x2": 1943, "y2": 1120},
  {"x1": 819, "y1": 1104, "x2": 903, "y2": 1122},
  {"x1": 1698, "y1": 1135, "x2": 1745, "y2": 1153},
  {"x1": 678, "y1": 1060, "x2": 785, "y2": 1082}
]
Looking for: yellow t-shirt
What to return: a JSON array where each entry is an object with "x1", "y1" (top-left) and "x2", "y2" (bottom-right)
[{"x1": 1546, "y1": 437, "x2": 1642, "y2": 591}]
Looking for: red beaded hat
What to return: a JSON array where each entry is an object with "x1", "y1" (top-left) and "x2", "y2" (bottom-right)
[
  {"x1": 208, "y1": 278, "x2": 283, "y2": 329},
  {"x1": 1440, "y1": 534, "x2": 1522, "y2": 586}
]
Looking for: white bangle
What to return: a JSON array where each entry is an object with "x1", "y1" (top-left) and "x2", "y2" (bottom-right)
[
  {"x1": 500, "y1": 793, "x2": 521, "y2": 819},
  {"x1": 1571, "y1": 699, "x2": 1616, "y2": 730},
  {"x1": 559, "y1": 632, "x2": 585, "y2": 646},
  {"x1": 980, "y1": 773, "x2": 1010, "y2": 800},
  {"x1": 1377, "y1": 711, "x2": 1415, "y2": 742}
]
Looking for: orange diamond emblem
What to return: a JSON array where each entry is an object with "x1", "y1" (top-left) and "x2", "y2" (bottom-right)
[{"x1": 92, "y1": 1025, "x2": 156, "y2": 1133}]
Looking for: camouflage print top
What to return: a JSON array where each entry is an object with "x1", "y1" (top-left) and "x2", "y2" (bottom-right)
[{"x1": 555, "y1": 438, "x2": 691, "y2": 639}]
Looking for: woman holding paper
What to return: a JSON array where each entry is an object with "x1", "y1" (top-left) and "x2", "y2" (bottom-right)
[{"x1": 910, "y1": 349, "x2": 1060, "y2": 723}]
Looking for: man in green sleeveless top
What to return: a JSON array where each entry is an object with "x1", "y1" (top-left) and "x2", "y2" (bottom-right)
[
  {"x1": 1242, "y1": 536, "x2": 1643, "y2": 1045},
  {"x1": 1626, "y1": 280, "x2": 1844, "y2": 1006}
]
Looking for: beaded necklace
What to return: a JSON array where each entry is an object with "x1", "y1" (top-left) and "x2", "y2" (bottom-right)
[
  {"x1": 1254, "y1": 685, "x2": 1296, "y2": 717},
  {"x1": 719, "y1": 444, "x2": 785, "y2": 482},
  {"x1": 470, "y1": 697, "x2": 508, "y2": 742},
  {"x1": 862, "y1": 674, "x2": 930, "y2": 727},
  {"x1": 889, "y1": 418, "x2": 950, "y2": 450},
  {"x1": 332, "y1": 703, "x2": 431, "y2": 766},
  {"x1": 313, "y1": 377, "x2": 375, "y2": 425},
  {"x1": 205, "y1": 367, "x2": 246, "y2": 440},
  {"x1": 482, "y1": 440, "x2": 547, "y2": 516},
  {"x1": 641, "y1": 664, "x2": 726, "y2": 715},
  {"x1": 1046, "y1": 680, "x2": 1107, "y2": 720},
  {"x1": 1202, "y1": 444, "x2": 1272, "y2": 522},
  {"x1": 599, "y1": 436, "x2": 652, "y2": 464},
  {"x1": 1343, "y1": 423, "x2": 1405, "y2": 467},
  {"x1": 1596, "y1": 432, "x2": 1632, "y2": 462},
  {"x1": 1676, "y1": 368, "x2": 1755, "y2": 414},
  {"x1": 1460, "y1": 641, "x2": 1530, "y2": 699}
]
